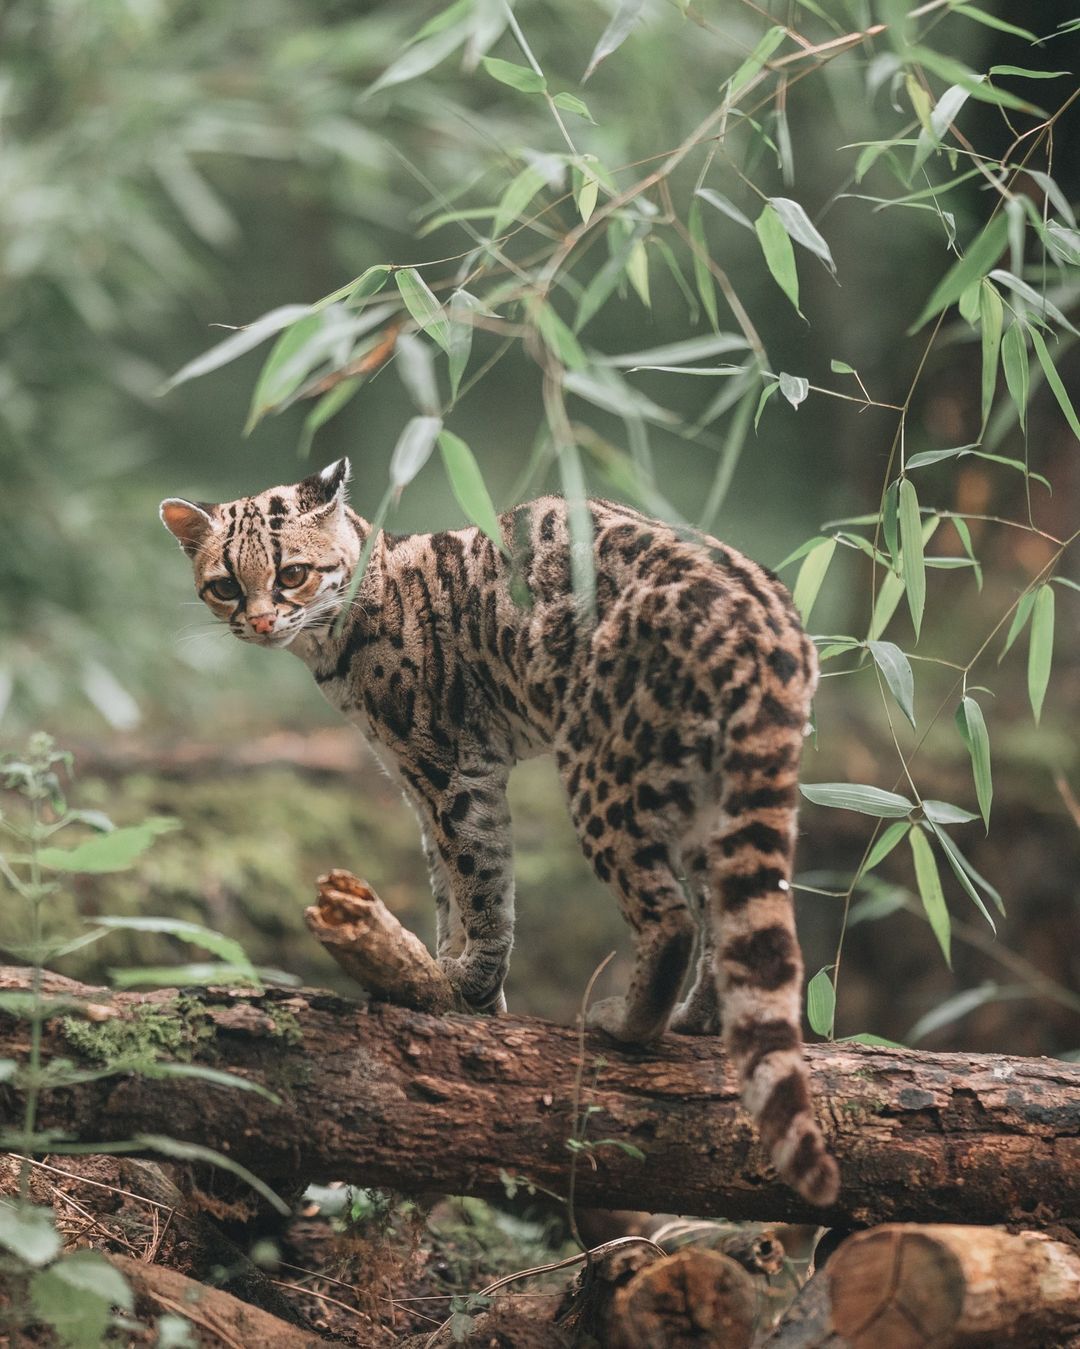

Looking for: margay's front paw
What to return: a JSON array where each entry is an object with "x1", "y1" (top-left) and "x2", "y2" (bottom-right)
[
  {"x1": 585, "y1": 995, "x2": 635, "y2": 1041},
  {"x1": 437, "y1": 955, "x2": 504, "y2": 1015}
]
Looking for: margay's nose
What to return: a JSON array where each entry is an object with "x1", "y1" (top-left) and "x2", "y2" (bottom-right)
[{"x1": 249, "y1": 613, "x2": 277, "y2": 635}]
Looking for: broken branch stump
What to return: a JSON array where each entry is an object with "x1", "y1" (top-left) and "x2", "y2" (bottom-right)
[{"x1": 304, "y1": 869, "x2": 462, "y2": 1013}]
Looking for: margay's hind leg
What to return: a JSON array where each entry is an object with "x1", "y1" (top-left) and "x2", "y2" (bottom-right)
[
  {"x1": 559, "y1": 750, "x2": 695, "y2": 1044},
  {"x1": 669, "y1": 843, "x2": 721, "y2": 1035}
]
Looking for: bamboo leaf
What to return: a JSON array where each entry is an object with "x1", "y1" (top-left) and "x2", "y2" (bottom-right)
[
  {"x1": 438, "y1": 430, "x2": 506, "y2": 554},
  {"x1": 365, "y1": 25, "x2": 466, "y2": 97},
  {"x1": 481, "y1": 56, "x2": 546, "y2": 93},
  {"x1": 93, "y1": 916, "x2": 257, "y2": 980},
  {"x1": 860, "y1": 820, "x2": 911, "y2": 876},
  {"x1": 898, "y1": 478, "x2": 925, "y2": 640},
  {"x1": 396, "y1": 269, "x2": 451, "y2": 353},
  {"x1": 800, "y1": 782, "x2": 914, "y2": 818},
  {"x1": 908, "y1": 213, "x2": 1007, "y2": 331},
  {"x1": 779, "y1": 372, "x2": 809, "y2": 408},
  {"x1": 1000, "y1": 588, "x2": 1036, "y2": 660},
  {"x1": 493, "y1": 163, "x2": 550, "y2": 236},
  {"x1": 955, "y1": 696, "x2": 992, "y2": 830},
  {"x1": 1030, "y1": 327, "x2": 1080, "y2": 440},
  {"x1": 767, "y1": 197, "x2": 836, "y2": 274},
  {"x1": 245, "y1": 312, "x2": 325, "y2": 433},
  {"x1": 0, "y1": 1202, "x2": 62, "y2": 1267},
  {"x1": 922, "y1": 800, "x2": 979, "y2": 825},
  {"x1": 583, "y1": 0, "x2": 646, "y2": 82},
  {"x1": 867, "y1": 640, "x2": 916, "y2": 729},
  {"x1": 806, "y1": 967, "x2": 835, "y2": 1038},
  {"x1": 134, "y1": 1135, "x2": 288, "y2": 1214},
  {"x1": 909, "y1": 827, "x2": 951, "y2": 967},
  {"x1": 299, "y1": 378, "x2": 363, "y2": 459},
  {"x1": 688, "y1": 199, "x2": 719, "y2": 331},
  {"x1": 389, "y1": 415, "x2": 443, "y2": 494},
  {"x1": 925, "y1": 819, "x2": 998, "y2": 930},
  {"x1": 728, "y1": 25, "x2": 787, "y2": 97},
  {"x1": 791, "y1": 537, "x2": 835, "y2": 622},
  {"x1": 552, "y1": 92, "x2": 595, "y2": 123},
  {"x1": 1027, "y1": 583, "x2": 1055, "y2": 724},
  {"x1": 447, "y1": 290, "x2": 475, "y2": 402},
  {"x1": 755, "y1": 203, "x2": 801, "y2": 314},
  {"x1": 161, "y1": 305, "x2": 312, "y2": 393},
  {"x1": 695, "y1": 188, "x2": 753, "y2": 232},
  {"x1": 978, "y1": 281, "x2": 1003, "y2": 431},
  {"x1": 1000, "y1": 321, "x2": 1030, "y2": 436}
]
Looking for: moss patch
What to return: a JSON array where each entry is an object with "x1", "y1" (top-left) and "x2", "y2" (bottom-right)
[{"x1": 60, "y1": 996, "x2": 213, "y2": 1068}]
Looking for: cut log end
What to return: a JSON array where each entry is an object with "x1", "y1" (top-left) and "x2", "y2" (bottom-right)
[{"x1": 304, "y1": 869, "x2": 463, "y2": 1014}]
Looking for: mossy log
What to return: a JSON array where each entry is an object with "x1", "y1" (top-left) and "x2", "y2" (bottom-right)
[
  {"x1": 3, "y1": 955, "x2": 1080, "y2": 1229},
  {"x1": 762, "y1": 1225, "x2": 1080, "y2": 1347}
]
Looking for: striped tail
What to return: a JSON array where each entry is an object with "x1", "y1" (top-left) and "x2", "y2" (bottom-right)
[{"x1": 712, "y1": 700, "x2": 840, "y2": 1207}]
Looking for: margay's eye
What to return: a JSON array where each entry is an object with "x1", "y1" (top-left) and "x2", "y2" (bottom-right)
[
  {"x1": 208, "y1": 577, "x2": 241, "y2": 602},
  {"x1": 278, "y1": 563, "x2": 310, "y2": 588}
]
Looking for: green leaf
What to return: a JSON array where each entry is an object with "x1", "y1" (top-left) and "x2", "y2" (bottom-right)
[
  {"x1": 1030, "y1": 328, "x2": 1080, "y2": 440},
  {"x1": 37, "y1": 818, "x2": 180, "y2": 873},
  {"x1": 481, "y1": 56, "x2": 546, "y2": 93},
  {"x1": 38, "y1": 1248, "x2": 132, "y2": 1310},
  {"x1": 365, "y1": 24, "x2": 466, "y2": 97},
  {"x1": 728, "y1": 25, "x2": 787, "y2": 97},
  {"x1": 94, "y1": 916, "x2": 257, "y2": 980},
  {"x1": 1001, "y1": 588, "x2": 1036, "y2": 660},
  {"x1": 0, "y1": 1200, "x2": 62, "y2": 1266},
  {"x1": 109, "y1": 962, "x2": 262, "y2": 988},
  {"x1": 389, "y1": 415, "x2": 443, "y2": 494},
  {"x1": 925, "y1": 819, "x2": 1000, "y2": 929},
  {"x1": 800, "y1": 782, "x2": 914, "y2": 818},
  {"x1": 860, "y1": 820, "x2": 911, "y2": 876},
  {"x1": 955, "y1": 696, "x2": 992, "y2": 830},
  {"x1": 396, "y1": 269, "x2": 451, "y2": 353},
  {"x1": 575, "y1": 166, "x2": 599, "y2": 223},
  {"x1": 922, "y1": 800, "x2": 979, "y2": 825},
  {"x1": 908, "y1": 213, "x2": 1007, "y2": 331},
  {"x1": 695, "y1": 188, "x2": 753, "y2": 232},
  {"x1": 779, "y1": 372, "x2": 809, "y2": 409},
  {"x1": 882, "y1": 480, "x2": 900, "y2": 570},
  {"x1": 626, "y1": 239, "x2": 651, "y2": 309},
  {"x1": 534, "y1": 301, "x2": 588, "y2": 370},
  {"x1": 990, "y1": 270, "x2": 1078, "y2": 338},
  {"x1": 989, "y1": 64, "x2": 1070, "y2": 81},
  {"x1": 313, "y1": 264, "x2": 391, "y2": 312},
  {"x1": 840, "y1": 1032, "x2": 907, "y2": 1048},
  {"x1": 134, "y1": 1135, "x2": 289, "y2": 1214},
  {"x1": 754, "y1": 379, "x2": 780, "y2": 430},
  {"x1": 767, "y1": 197, "x2": 836, "y2": 274},
  {"x1": 867, "y1": 640, "x2": 916, "y2": 729},
  {"x1": 394, "y1": 332, "x2": 440, "y2": 415},
  {"x1": 552, "y1": 92, "x2": 595, "y2": 122},
  {"x1": 1000, "y1": 321, "x2": 1029, "y2": 437},
  {"x1": 906, "y1": 47, "x2": 1044, "y2": 113},
  {"x1": 161, "y1": 305, "x2": 311, "y2": 394},
  {"x1": 144, "y1": 1061, "x2": 281, "y2": 1102},
  {"x1": 439, "y1": 431, "x2": 506, "y2": 554},
  {"x1": 493, "y1": 163, "x2": 549, "y2": 235},
  {"x1": 755, "y1": 203, "x2": 801, "y2": 314},
  {"x1": 909, "y1": 827, "x2": 951, "y2": 967},
  {"x1": 978, "y1": 281, "x2": 1003, "y2": 431},
  {"x1": 583, "y1": 0, "x2": 646, "y2": 81},
  {"x1": 688, "y1": 199, "x2": 719, "y2": 331},
  {"x1": 1027, "y1": 584, "x2": 1055, "y2": 724},
  {"x1": 907, "y1": 982, "x2": 1018, "y2": 1045},
  {"x1": 952, "y1": 5, "x2": 1036, "y2": 40},
  {"x1": 601, "y1": 333, "x2": 748, "y2": 368},
  {"x1": 791, "y1": 537, "x2": 836, "y2": 623},
  {"x1": 244, "y1": 312, "x2": 324, "y2": 433},
  {"x1": 806, "y1": 967, "x2": 835, "y2": 1038},
  {"x1": 299, "y1": 377, "x2": 363, "y2": 459},
  {"x1": 447, "y1": 290, "x2": 475, "y2": 403},
  {"x1": 898, "y1": 478, "x2": 925, "y2": 640}
]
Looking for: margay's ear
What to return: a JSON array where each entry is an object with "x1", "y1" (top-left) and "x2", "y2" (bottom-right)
[
  {"x1": 159, "y1": 499, "x2": 218, "y2": 557},
  {"x1": 297, "y1": 457, "x2": 351, "y2": 521}
]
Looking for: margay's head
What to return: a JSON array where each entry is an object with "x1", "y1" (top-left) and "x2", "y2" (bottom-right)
[{"x1": 160, "y1": 458, "x2": 360, "y2": 648}]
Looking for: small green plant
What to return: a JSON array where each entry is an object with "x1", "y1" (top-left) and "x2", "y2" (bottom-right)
[{"x1": 0, "y1": 734, "x2": 287, "y2": 1344}]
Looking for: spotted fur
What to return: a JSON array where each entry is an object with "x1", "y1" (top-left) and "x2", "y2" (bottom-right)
[{"x1": 161, "y1": 458, "x2": 839, "y2": 1206}]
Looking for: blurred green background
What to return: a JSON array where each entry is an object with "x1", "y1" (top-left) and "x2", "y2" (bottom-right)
[{"x1": 1, "y1": 0, "x2": 1077, "y2": 1057}]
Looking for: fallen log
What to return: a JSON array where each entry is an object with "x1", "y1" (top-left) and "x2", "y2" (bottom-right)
[
  {"x1": 763, "y1": 1225, "x2": 1080, "y2": 1348},
  {"x1": 2, "y1": 966, "x2": 1080, "y2": 1229}
]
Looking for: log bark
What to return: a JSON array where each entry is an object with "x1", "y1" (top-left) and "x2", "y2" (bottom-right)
[
  {"x1": 105, "y1": 1252, "x2": 332, "y2": 1348},
  {"x1": 3, "y1": 967, "x2": 1080, "y2": 1228},
  {"x1": 763, "y1": 1226, "x2": 1080, "y2": 1348}
]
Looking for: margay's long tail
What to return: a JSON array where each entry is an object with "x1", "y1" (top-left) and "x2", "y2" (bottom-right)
[{"x1": 710, "y1": 646, "x2": 840, "y2": 1208}]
